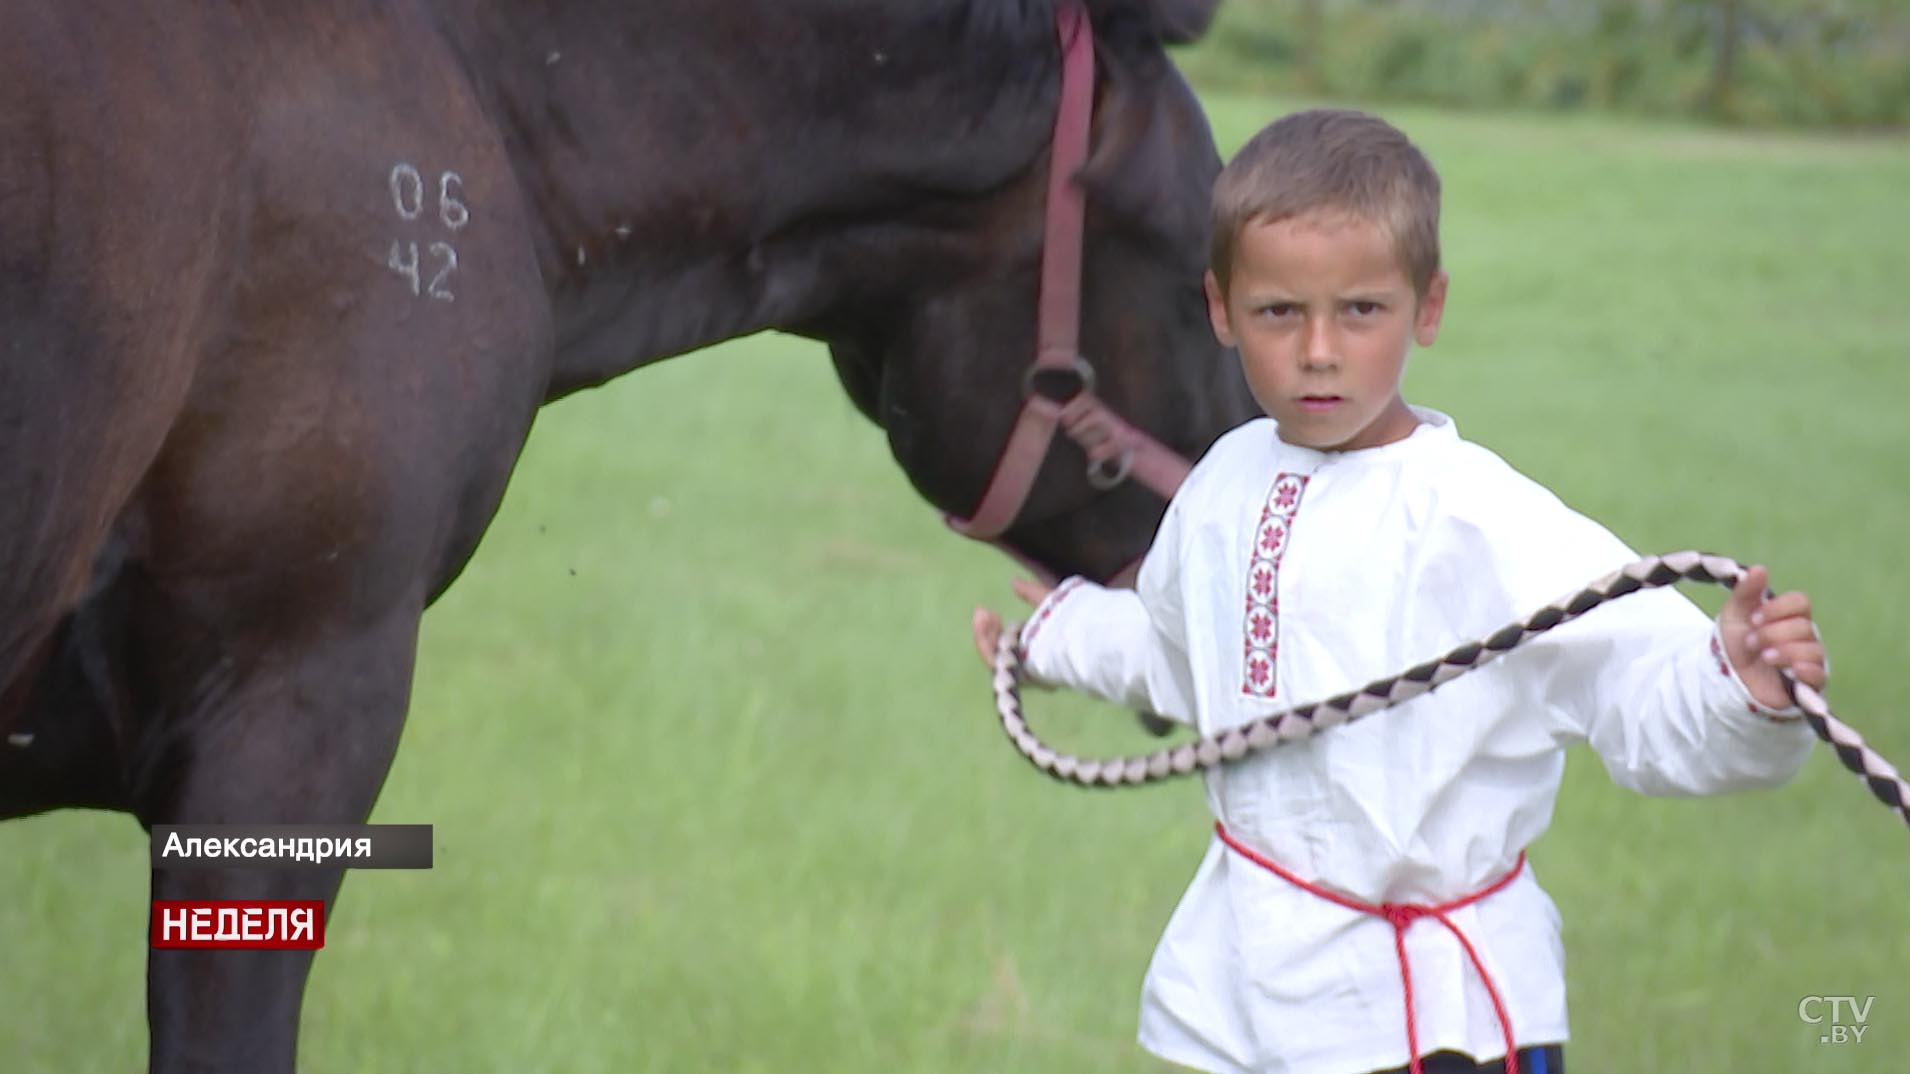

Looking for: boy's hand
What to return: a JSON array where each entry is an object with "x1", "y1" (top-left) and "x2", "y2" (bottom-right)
[
  {"x1": 1718, "y1": 564, "x2": 1828, "y2": 709},
  {"x1": 971, "y1": 578, "x2": 1054, "y2": 670}
]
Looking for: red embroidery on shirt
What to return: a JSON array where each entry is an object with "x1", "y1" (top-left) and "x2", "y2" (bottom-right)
[
  {"x1": 1711, "y1": 630, "x2": 1796, "y2": 722},
  {"x1": 1019, "y1": 577, "x2": 1084, "y2": 655},
  {"x1": 1241, "y1": 473, "x2": 1309, "y2": 697},
  {"x1": 1709, "y1": 634, "x2": 1732, "y2": 677}
]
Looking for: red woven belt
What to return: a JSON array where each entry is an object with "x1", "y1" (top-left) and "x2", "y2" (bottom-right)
[{"x1": 1215, "y1": 822, "x2": 1526, "y2": 1074}]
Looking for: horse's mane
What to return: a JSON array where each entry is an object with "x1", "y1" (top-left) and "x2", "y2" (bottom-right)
[
  {"x1": 950, "y1": 0, "x2": 1185, "y2": 72},
  {"x1": 954, "y1": 0, "x2": 1053, "y2": 44}
]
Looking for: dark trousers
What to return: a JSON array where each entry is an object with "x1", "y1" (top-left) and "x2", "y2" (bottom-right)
[{"x1": 1364, "y1": 1044, "x2": 1564, "y2": 1074}]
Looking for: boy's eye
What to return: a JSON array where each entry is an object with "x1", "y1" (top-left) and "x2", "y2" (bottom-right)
[
  {"x1": 1257, "y1": 302, "x2": 1298, "y2": 319},
  {"x1": 1346, "y1": 300, "x2": 1382, "y2": 316}
]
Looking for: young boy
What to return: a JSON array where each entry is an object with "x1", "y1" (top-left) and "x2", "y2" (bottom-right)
[{"x1": 970, "y1": 109, "x2": 1827, "y2": 1074}]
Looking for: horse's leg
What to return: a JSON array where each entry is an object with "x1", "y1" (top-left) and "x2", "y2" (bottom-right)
[
  {"x1": 0, "y1": 612, "x2": 133, "y2": 819},
  {"x1": 137, "y1": 599, "x2": 423, "y2": 1074}
]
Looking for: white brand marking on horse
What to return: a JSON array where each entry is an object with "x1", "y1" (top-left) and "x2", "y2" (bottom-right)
[
  {"x1": 389, "y1": 241, "x2": 421, "y2": 296},
  {"x1": 389, "y1": 164, "x2": 425, "y2": 220},
  {"x1": 439, "y1": 172, "x2": 469, "y2": 231},
  {"x1": 427, "y1": 243, "x2": 458, "y2": 302},
  {"x1": 387, "y1": 163, "x2": 469, "y2": 301}
]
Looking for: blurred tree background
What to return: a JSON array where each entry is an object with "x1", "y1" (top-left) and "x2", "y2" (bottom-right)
[{"x1": 1180, "y1": 0, "x2": 1910, "y2": 128}]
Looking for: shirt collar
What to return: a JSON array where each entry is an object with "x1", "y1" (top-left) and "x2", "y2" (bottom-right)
[{"x1": 1270, "y1": 405, "x2": 1459, "y2": 468}]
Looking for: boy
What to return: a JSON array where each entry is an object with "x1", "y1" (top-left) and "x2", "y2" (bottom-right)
[{"x1": 970, "y1": 109, "x2": 1826, "y2": 1074}]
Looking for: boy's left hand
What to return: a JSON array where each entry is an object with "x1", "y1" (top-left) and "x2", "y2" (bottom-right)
[
  {"x1": 970, "y1": 578, "x2": 1054, "y2": 670},
  {"x1": 1718, "y1": 564, "x2": 1828, "y2": 710}
]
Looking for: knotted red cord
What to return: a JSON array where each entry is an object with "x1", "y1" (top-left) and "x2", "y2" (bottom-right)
[{"x1": 1215, "y1": 822, "x2": 1525, "y2": 1074}]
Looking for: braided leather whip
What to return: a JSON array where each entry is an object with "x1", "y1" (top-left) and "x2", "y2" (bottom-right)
[{"x1": 992, "y1": 551, "x2": 1910, "y2": 830}]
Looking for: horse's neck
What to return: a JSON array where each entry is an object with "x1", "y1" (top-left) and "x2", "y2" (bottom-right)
[{"x1": 439, "y1": 0, "x2": 1057, "y2": 399}]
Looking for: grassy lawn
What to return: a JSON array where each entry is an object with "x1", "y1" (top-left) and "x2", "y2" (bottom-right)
[{"x1": 4, "y1": 91, "x2": 1907, "y2": 1073}]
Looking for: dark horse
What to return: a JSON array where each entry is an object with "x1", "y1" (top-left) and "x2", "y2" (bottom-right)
[{"x1": 0, "y1": 0, "x2": 1257, "y2": 1069}]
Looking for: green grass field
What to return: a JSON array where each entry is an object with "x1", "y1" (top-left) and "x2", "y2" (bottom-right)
[{"x1": 5, "y1": 92, "x2": 1908, "y2": 1073}]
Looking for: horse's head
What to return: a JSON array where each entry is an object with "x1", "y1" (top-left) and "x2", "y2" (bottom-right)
[{"x1": 802, "y1": 0, "x2": 1258, "y2": 584}]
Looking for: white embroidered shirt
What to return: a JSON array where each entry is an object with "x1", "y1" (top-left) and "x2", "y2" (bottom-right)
[{"x1": 1018, "y1": 409, "x2": 1813, "y2": 1074}]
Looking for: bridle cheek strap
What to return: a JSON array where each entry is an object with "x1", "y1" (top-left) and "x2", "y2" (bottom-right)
[{"x1": 943, "y1": 0, "x2": 1193, "y2": 571}]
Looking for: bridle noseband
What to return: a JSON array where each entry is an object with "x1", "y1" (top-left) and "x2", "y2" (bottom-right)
[{"x1": 943, "y1": 0, "x2": 1194, "y2": 585}]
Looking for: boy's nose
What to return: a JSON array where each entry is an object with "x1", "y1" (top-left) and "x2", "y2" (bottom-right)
[{"x1": 1300, "y1": 320, "x2": 1338, "y2": 370}]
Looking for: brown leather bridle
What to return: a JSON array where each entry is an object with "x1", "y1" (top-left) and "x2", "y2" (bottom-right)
[{"x1": 943, "y1": 0, "x2": 1194, "y2": 586}]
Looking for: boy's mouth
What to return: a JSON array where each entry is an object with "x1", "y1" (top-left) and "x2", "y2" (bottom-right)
[{"x1": 1297, "y1": 395, "x2": 1343, "y2": 413}]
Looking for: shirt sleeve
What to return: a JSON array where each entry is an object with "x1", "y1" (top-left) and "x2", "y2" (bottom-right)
[
  {"x1": 1015, "y1": 497, "x2": 1197, "y2": 723},
  {"x1": 1481, "y1": 501, "x2": 1818, "y2": 796},
  {"x1": 1523, "y1": 587, "x2": 1816, "y2": 796}
]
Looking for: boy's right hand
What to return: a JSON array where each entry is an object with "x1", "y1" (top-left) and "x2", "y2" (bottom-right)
[
  {"x1": 1718, "y1": 563, "x2": 1828, "y2": 708},
  {"x1": 971, "y1": 578, "x2": 1054, "y2": 670}
]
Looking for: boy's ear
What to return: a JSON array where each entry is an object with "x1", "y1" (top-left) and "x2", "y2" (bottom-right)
[
  {"x1": 1414, "y1": 271, "x2": 1449, "y2": 347},
  {"x1": 1203, "y1": 270, "x2": 1236, "y2": 347}
]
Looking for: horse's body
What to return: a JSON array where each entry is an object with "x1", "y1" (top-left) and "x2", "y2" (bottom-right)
[{"x1": 0, "y1": 0, "x2": 1254, "y2": 1068}]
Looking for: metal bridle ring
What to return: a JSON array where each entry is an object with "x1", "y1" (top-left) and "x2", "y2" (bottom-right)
[
  {"x1": 1022, "y1": 353, "x2": 1097, "y2": 404},
  {"x1": 1086, "y1": 447, "x2": 1134, "y2": 490}
]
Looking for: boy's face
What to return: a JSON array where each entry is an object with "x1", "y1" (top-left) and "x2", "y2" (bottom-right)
[{"x1": 1205, "y1": 210, "x2": 1446, "y2": 452}]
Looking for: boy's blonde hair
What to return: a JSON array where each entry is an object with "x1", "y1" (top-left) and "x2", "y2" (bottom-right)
[{"x1": 1210, "y1": 108, "x2": 1442, "y2": 298}]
